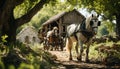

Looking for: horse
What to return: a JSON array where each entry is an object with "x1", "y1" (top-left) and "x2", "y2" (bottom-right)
[
  {"x1": 38, "y1": 28, "x2": 49, "y2": 50},
  {"x1": 46, "y1": 27, "x2": 59, "y2": 50},
  {"x1": 66, "y1": 14, "x2": 101, "y2": 62}
]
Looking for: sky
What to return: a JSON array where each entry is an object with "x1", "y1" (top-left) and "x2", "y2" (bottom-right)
[{"x1": 79, "y1": 8, "x2": 89, "y2": 17}]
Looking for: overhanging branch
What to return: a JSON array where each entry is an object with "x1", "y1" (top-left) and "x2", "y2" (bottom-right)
[{"x1": 16, "y1": 0, "x2": 50, "y2": 27}]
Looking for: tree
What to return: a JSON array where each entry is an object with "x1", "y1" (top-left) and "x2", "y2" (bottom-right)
[
  {"x1": 28, "y1": 0, "x2": 72, "y2": 30},
  {"x1": 68, "y1": 0, "x2": 120, "y2": 37},
  {"x1": 0, "y1": 0, "x2": 52, "y2": 44},
  {"x1": 98, "y1": 25, "x2": 109, "y2": 36}
]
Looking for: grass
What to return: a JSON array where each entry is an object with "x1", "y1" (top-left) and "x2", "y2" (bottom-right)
[
  {"x1": 0, "y1": 38, "x2": 120, "y2": 69},
  {"x1": 70, "y1": 40, "x2": 120, "y2": 63},
  {"x1": 0, "y1": 42, "x2": 55, "y2": 69}
]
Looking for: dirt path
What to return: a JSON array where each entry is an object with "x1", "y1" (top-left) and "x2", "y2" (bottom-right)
[{"x1": 49, "y1": 51, "x2": 120, "y2": 69}]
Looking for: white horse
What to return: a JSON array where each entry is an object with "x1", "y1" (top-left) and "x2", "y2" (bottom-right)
[{"x1": 66, "y1": 14, "x2": 101, "y2": 62}]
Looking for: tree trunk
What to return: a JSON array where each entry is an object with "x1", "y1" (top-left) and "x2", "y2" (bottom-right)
[
  {"x1": 1, "y1": 6, "x2": 17, "y2": 44},
  {"x1": 2, "y1": 20, "x2": 17, "y2": 44},
  {"x1": 0, "y1": 0, "x2": 51, "y2": 44},
  {"x1": 0, "y1": 0, "x2": 16, "y2": 44},
  {"x1": 116, "y1": 14, "x2": 120, "y2": 37}
]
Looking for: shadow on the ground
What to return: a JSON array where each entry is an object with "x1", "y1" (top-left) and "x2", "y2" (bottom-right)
[
  {"x1": 49, "y1": 51, "x2": 120, "y2": 69},
  {"x1": 53, "y1": 60, "x2": 120, "y2": 69}
]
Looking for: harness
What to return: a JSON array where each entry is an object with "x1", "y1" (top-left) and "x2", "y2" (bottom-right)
[
  {"x1": 70, "y1": 18, "x2": 94, "y2": 42},
  {"x1": 80, "y1": 30, "x2": 94, "y2": 42},
  {"x1": 80, "y1": 18, "x2": 86, "y2": 31}
]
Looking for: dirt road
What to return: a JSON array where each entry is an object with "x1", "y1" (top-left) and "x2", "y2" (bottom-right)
[{"x1": 49, "y1": 51, "x2": 120, "y2": 69}]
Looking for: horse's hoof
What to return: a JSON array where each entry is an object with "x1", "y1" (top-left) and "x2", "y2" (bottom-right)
[
  {"x1": 77, "y1": 57, "x2": 82, "y2": 62},
  {"x1": 69, "y1": 58, "x2": 73, "y2": 61}
]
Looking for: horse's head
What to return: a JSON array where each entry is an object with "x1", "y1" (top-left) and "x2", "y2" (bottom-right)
[
  {"x1": 52, "y1": 27, "x2": 58, "y2": 36},
  {"x1": 86, "y1": 14, "x2": 101, "y2": 34}
]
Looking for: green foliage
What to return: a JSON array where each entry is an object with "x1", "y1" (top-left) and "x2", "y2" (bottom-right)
[
  {"x1": 16, "y1": 26, "x2": 25, "y2": 34},
  {"x1": 68, "y1": 0, "x2": 120, "y2": 20},
  {"x1": 99, "y1": 26, "x2": 109, "y2": 36},
  {"x1": 0, "y1": 60, "x2": 5, "y2": 69},
  {"x1": 89, "y1": 41, "x2": 120, "y2": 65},
  {"x1": 16, "y1": 0, "x2": 119, "y2": 34},
  {"x1": 0, "y1": 32, "x2": 56, "y2": 69},
  {"x1": 16, "y1": 0, "x2": 73, "y2": 33},
  {"x1": 98, "y1": 23, "x2": 109, "y2": 36},
  {"x1": 14, "y1": 0, "x2": 40, "y2": 19},
  {"x1": 97, "y1": 20, "x2": 116, "y2": 36},
  {"x1": 103, "y1": 21, "x2": 116, "y2": 35},
  {"x1": 89, "y1": 43, "x2": 100, "y2": 59},
  {"x1": 0, "y1": 40, "x2": 56, "y2": 69},
  {"x1": 1, "y1": 35, "x2": 8, "y2": 43},
  {"x1": 18, "y1": 63, "x2": 34, "y2": 69},
  {"x1": 31, "y1": 0, "x2": 73, "y2": 28},
  {"x1": 8, "y1": 65, "x2": 15, "y2": 69}
]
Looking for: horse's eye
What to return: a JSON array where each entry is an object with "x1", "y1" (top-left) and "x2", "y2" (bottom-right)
[
  {"x1": 98, "y1": 21, "x2": 101, "y2": 26},
  {"x1": 90, "y1": 21, "x2": 93, "y2": 26}
]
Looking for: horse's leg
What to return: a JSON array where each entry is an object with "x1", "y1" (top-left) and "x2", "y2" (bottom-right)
[
  {"x1": 49, "y1": 37, "x2": 53, "y2": 51},
  {"x1": 44, "y1": 39, "x2": 47, "y2": 50},
  {"x1": 77, "y1": 40, "x2": 83, "y2": 61},
  {"x1": 50, "y1": 41, "x2": 53, "y2": 51},
  {"x1": 85, "y1": 44, "x2": 90, "y2": 62},
  {"x1": 55, "y1": 44, "x2": 58, "y2": 51},
  {"x1": 45, "y1": 39, "x2": 48, "y2": 50},
  {"x1": 76, "y1": 33, "x2": 83, "y2": 61},
  {"x1": 54, "y1": 39, "x2": 58, "y2": 51},
  {"x1": 60, "y1": 42, "x2": 63, "y2": 51},
  {"x1": 59, "y1": 38, "x2": 63, "y2": 51},
  {"x1": 55, "y1": 40, "x2": 59, "y2": 51},
  {"x1": 66, "y1": 38, "x2": 73, "y2": 60},
  {"x1": 75, "y1": 42, "x2": 79, "y2": 59},
  {"x1": 46, "y1": 33, "x2": 49, "y2": 50}
]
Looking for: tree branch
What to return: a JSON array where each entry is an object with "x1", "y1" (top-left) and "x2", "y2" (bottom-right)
[
  {"x1": 16, "y1": 0, "x2": 50, "y2": 27},
  {"x1": 14, "y1": 0, "x2": 24, "y2": 6}
]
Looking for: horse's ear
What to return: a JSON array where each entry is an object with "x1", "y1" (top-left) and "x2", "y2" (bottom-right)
[
  {"x1": 92, "y1": 14, "x2": 94, "y2": 17},
  {"x1": 97, "y1": 14, "x2": 99, "y2": 18},
  {"x1": 98, "y1": 21, "x2": 101, "y2": 26}
]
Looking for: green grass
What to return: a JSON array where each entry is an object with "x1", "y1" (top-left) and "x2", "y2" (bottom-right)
[
  {"x1": 71, "y1": 41, "x2": 120, "y2": 62},
  {"x1": 0, "y1": 42, "x2": 55, "y2": 69}
]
